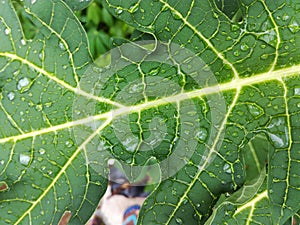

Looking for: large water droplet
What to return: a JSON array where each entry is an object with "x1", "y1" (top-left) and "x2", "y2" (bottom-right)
[
  {"x1": 17, "y1": 77, "x2": 31, "y2": 93},
  {"x1": 223, "y1": 163, "x2": 232, "y2": 174},
  {"x1": 19, "y1": 154, "x2": 31, "y2": 166},
  {"x1": 261, "y1": 30, "x2": 276, "y2": 47},
  {"x1": 7, "y1": 92, "x2": 15, "y2": 101}
]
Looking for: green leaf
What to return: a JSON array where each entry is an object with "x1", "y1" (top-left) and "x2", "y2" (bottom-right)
[
  {"x1": 63, "y1": 0, "x2": 92, "y2": 11},
  {"x1": 101, "y1": 0, "x2": 300, "y2": 224},
  {"x1": 0, "y1": 0, "x2": 107, "y2": 224},
  {"x1": 1, "y1": 0, "x2": 300, "y2": 225}
]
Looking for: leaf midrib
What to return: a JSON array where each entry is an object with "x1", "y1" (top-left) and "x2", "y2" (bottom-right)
[{"x1": 0, "y1": 54, "x2": 299, "y2": 144}]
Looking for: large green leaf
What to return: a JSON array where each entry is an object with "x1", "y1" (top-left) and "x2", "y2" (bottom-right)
[{"x1": 0, "y1": 0, "x2": 300, "y2": 224}]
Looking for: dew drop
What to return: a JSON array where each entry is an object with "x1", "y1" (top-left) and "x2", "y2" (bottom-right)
[
  {"x1": 128, "y1": 83, "x2": 144, "y2": 93},
  {"x1": 172, "y1": 11, "x2": 181, "y2": 20},
  {"x1": 223, "y1": 163, "x2": 232, "y2": 174},
  {"x1": 65, "y1": 139, "x2": 74, "y2": 148},
  {"x1": 247, "y1": 104, "x2": 263, "y2": 117},
  {"x1": 35, "y1": 104, "x2": 43, "y2": 111},
  {"x1": 40, "y1": 210, "x2": 44, "y2": 215},
  {"x1": 260, "y1": 54, "x2": 268, "y2": 60},
  {"x1": 58, "y1": 42, "x2": 65, "y2": 50},
  {"x1": 231, "y1": 24, "x2": 239, "y2": 32},
  {"x1": 196, "y1": 203, "x2": 201, "y2": 208},
  {"x1": 0, "y1": 160, "x2": 4, "y2": 165},
  {"x1": 39, "y1": 148, "x2": 46, "y2": 155},
  {"x1": 17, "y1": 77, "x2": 31, "y2": 92},
  {"x1": 288, "y1": 19, "x2": 300, "y2": 33},
  {"x1": 20, "y1": 39, "x2": 26, "y2": 46},
  {"x1": 38, "y1": 52, "x2": 43, "y2": 60},
  {"x1": 48, "y1": 170, "x2": 53, "y2": 175},
  {"x1": 31, "y1": 0, "x2": 37, "y2": 4},
  {"x1": 7, "y1": 92, "x2": 15, "y2": 101},
  {"x1": 282, "y1": 14, "x2": 289, "y2": 21},
  {"x1": 19, "y1": 154, "x2": 31, "y2": 166},
  {"x1": 294, "y1": 86, "x2": 300, "y2": 95},
  {"x1": 297, "y1": 103, "x2": 300, "y2": 108},
  {"x1": 233, "y1": 50, "x2": 240, "y2": 57},
  {"x1": 4, "y1": 28, "x2": 10, "y2": 35},
  {"x1": 115, "y1": 8, "x2": 123, "y2": 15},
  {"x1": 240, "y1": 43, "x2": 249, "y2": 51},
  {"x1": 196, "y1": 128, "x2": 208, "y2": 142},
  {"x1": 149, "y1": 67, "x2": 160, "y2": 76},
  {"x1": 175, "y1": 218, "x2": 183, "y2": 224}
]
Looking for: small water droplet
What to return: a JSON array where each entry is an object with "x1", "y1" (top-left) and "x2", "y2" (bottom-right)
[
  {"x1": 172, "y1": 189, "x2": 177, "y2": 196},
  {"x1": 31, "y1": 0, "x2": 36, "y2": 4},
  {"x1": 172, "y1": 11, "x2": 181, "y2": 20},
  {"x1": 233, "y1": 50, "x2": 240, "y2": 56},
  {"x1": 240, "y1": 43, "x2": 249, "y2": 51},
  {"x1": 115, "y1": 8, "x2": 123, "y2": 15},
  {"x1": 282, "y1": 14, "x2": 289, "y2": 21},
  {"x1": 4, "y1": 28, "x2": 10, "y2": 35},
  {"x1": 17, "y1": 77, "x2": 31, "y2": 93},
  {"x1": 149, "y1": 67, "x2": 160, "y2": 76},
  {"x1": 19, "y1": 154, "x2": 31, "y2": 166},
  {"x1": 48, "y1": 170, "x2": 53, "y2": 175},
  {"x1": 297, "y1": 103, "x2": 300, "y2": 108},
  {"x1": 294, "y1": 87, "x2": 300, "y2": 95},
  {"x1": 20, "y1": 39, "x2": 26, "y2": 46},
  {"x1": 58, "y1": 42, "x2": 65, "y2": 50},
  {"x1": 223, "y1": 163, "x2": 232, "y2": 174},
  {"x1": 288, "y1": 19, "x2": 300, "y2": 33},
  {"x1": 38, "y1": 52, "x2": 43, "y2": 60},
  {"x1": 7, "y1": 92, "x2": 15, "y2": 101},
  {"x1": 196, "y1": 128, "x2": 208, "y2": 142},
  {"x1": 128, "y1": 82, "x2": 144, "y2": 94},
  {"x1": 65, "y1": 139, "x2": 74, "y2": 148},
  {"x1": 129, "y1": 4, "x2": 138, "y2": 13},
  {"x1": 35, "y1": 104, "x2": 43, "y2": 111},
  {"x1": 175, "y1": 218, "x2": 183, "y2": 224},
  {"x1": 247, "y1": 104, "x2": 263, "y2": 117},
  {"x1": 40, "y1": 210, "x2": 44, "y2": 215},
  {"x1": 196, "y1": 203, "x2": 201, "y2": 208},
  {"x1": 39, "y1": 148, "x2": 46, "y2": 155},
  {"x1": 0, "y1": 160, "x2": 4, "y2": 165},
  {"x1": 260, "y1": 54, "x2": 268, "y2": 60}
]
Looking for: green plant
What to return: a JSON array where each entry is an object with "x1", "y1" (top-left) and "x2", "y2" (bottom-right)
[{"x1": 0, "y1": 0, "x2": 300, "y2": 225}]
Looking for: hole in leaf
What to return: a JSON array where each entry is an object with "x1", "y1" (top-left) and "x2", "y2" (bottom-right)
[{"x1": 0, "y1": 181, "x2": 9, "y2": 192}]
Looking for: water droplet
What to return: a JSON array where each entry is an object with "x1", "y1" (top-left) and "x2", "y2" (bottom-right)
[
  {"x1": 149, "y1": 67, "x2": 160, "y2": 76},
  {"x1": 260, "y1": 54, "x2": 268, "y2": 60},
  {"x1": 40, "y1": 210, "x2": 44, "y2": 215},
  {"x1": 288, "y1": 19, "x2": 300, "y2": 33},
  {"x1": 48, "y1": 170, "x2": 53, "y2": 175},
  {"x1": 65, "y1": 139, "x2": 74, "y2": 148},
  {"x1": 31, "y1": 0, "x2": 36, "y2": 4},
  {"x1": 7, "y1": 92, "x2": 15, "y2": 101},
  {"x1": 223, "y1": 163, "x2": 232, "y2": 174},
  {"x1": 233, "y1": 50, "x2": 240, "y2": 57},
  {"x1": 35, "y1": 104, "x2": 43, "y2": 111},
  {"x1": 294, "y1": 87, "x2": 300, "y2": 95},
  {"x1": 240, "y1": 43, "x2": 249, "y2": 51},
  {"x1": 247, "y1": 104, "x2": 263, "y2": 117},
  {"x1": 175, "y1": 218, "x2": 183, "y2": 224},
  {"x1": 231, "y1": 24, "x2": 239, "y2": 32},
  {"x1": 39, "y1": 148, "x2": 46, "y2": 155},
  {"x1": 17, "y1": 77, "x2": 31, "y2": 93},
  {"x1": 62, "y1": 65, "x2": 68, "y2": 70},
  {"x1": 58, "y1": 42, "x2": 65, "y2": 50},
  {"x1": 0, "y1": 160, "x2": 4, "y2": 165},
  {"x1": 196, "y1": 128, "x2": 208, "y2": 142},
  {"x1": 196, "y1": 203, "x2": 201, "y2": 208},
  {"x1": 282, "y1": 14, "x2": 289, "y2": 21},
  {"x1": 19, "y1": 154, "x2": 31, "y2": 166},
  {"x1": 4, "y1": 28, "x2": 10, "y2": 35},
  {"x1": 38, "y1": 52, "x2": 43, "y2": 60},
  {"x1": 129, "y1": 4, "x2": 138, "y2": 13},
  {"x1": 260, "y1": 30, "x2": 276, "y2": 47},
  {"x1": 20, "y1": 39, "x2": 26, "y2": 46},
  {"x1": 172, "y1": 11, "x2": 181, "y2": 20},
  {"x1": 297, "y1": 103, "x2": 300, "y2": 108},
  {"x1": 115, "y1": 8, "x2": 123, "y2": 15},
  {"x1": 172, "y1": 189, "x2": 177, "y2": 196},
  {"x1": 128, "y1": 82, "x2": 144, "y2": 93}
]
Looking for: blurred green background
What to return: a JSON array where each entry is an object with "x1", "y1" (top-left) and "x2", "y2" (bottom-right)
[{"x1": 13, "y1": 0, "x2": 134, "y2": 60}]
